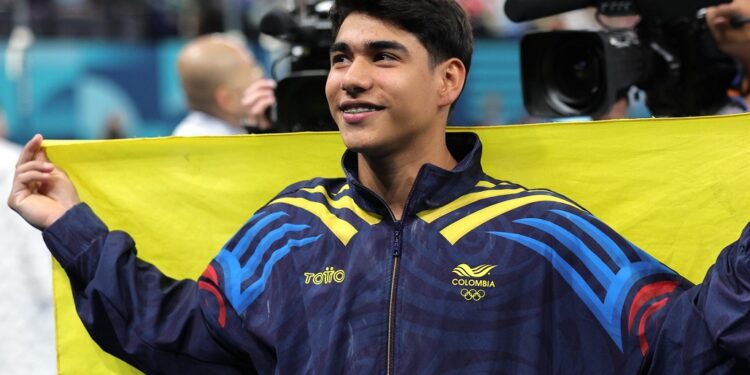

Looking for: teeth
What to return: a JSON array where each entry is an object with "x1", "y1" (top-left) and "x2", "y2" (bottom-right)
[
  {"x1": 344, "y1": 107, "x2": 377, "y2": 114},
  {"x1": 343, "y1": 106, "x2": 383, "y2": 114}
]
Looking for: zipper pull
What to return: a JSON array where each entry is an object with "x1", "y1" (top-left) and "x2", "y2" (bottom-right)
[{"x1": 392, "y1": 223, "x2": 403, "y2": 257}]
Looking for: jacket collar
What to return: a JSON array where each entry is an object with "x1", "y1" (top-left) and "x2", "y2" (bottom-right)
[{"x1": 341, "y1": 132, "x2": 485, "y2": 220}]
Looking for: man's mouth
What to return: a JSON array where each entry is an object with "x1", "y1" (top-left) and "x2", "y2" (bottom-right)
[{"x1": 340, "y1": 103, "x2": 385, "y2": 114}]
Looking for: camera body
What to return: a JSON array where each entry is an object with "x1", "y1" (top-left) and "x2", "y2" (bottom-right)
[
  {"x1": 512, "y1": 0, "x2": 738, "y2": 117},
  {"x1": 260, "y1": 0, "x2": 337, "y2": 132},
  {"x1": 521, "y1": 29, "x2": 645, "y2": 117}
]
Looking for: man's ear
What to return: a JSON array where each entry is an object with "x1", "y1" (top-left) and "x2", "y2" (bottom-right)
[
  {"x1": 437, "y1": 58, "x2": 467, "y2": 107},
  {"x1": 213, "y1": 85, "x2": 232, "y2": 112}
]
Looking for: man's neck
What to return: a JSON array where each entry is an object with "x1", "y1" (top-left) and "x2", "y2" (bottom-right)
[{"x1": 357, "y1": 139, "x2": 457, "y2": 221}]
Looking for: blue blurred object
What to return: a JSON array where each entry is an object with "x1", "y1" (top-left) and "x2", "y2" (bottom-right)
[
  {"x1": 0, "y1": 38, "x2": 533, "y2": 142},
  {"x1": 451, "y1": 39, "x2": 525, "y2": 126},
  {"x1": 0, "y1": 39, "x2": 189, "y2": 142}
]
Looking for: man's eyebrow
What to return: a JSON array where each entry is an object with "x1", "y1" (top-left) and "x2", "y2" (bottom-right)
[
  {"x1": 365, "y1": 40, "x2": 409, "y2": 54},
  {"x1": 329, "y1": 42, "x2": 350, "y2": 54},
  {"x1": 329, "y1": 40, "x2": 410, "y2": 55}
]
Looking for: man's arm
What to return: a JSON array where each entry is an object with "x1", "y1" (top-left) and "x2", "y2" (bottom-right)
[
  {"x1": 44, "y1": 204, "x2": 256, "y2": 374},
  {"x1": 8, "y1": 135, "x2": 256, "y2": 374},
  {"x1": 644, "y1": 224, "x2": 750, "y2": 373}
]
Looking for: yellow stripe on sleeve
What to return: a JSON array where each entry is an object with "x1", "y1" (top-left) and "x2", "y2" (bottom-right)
[
  {"x1": 440, "y1": 195, "x2": 581, "y2": 245},
  {"x1": 269, "y1": 197, "x2": 359, "y2": 245}
]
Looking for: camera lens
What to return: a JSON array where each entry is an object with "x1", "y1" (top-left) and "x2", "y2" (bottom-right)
[{"x1": 542, "y1": 42, "x2": 604, "y2": 114}]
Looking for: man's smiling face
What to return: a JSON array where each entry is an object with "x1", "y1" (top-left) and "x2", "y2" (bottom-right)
[{"x1": 325, "y1": 12, "x2": 449, "y2": 158}]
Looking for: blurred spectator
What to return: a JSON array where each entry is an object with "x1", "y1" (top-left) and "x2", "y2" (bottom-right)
[
  {"x1": 0, "y1": 0, "x2": 12, "y2": 36},
  {"x1": 0, "y1": 134, "x2": 56, "y2": 374},
  {"x1": 173, "y1": 34, "x2": 275, "y2": 136},
  {"x1": 458, "y1": 0, "x2": 496, "y2": 37},
  {"x1": 707, "y1": 0, "x2": 750, "y2": 107},
  {"x1": 177, "y1": 0, "x2": 224, "y2": 38},
  {"x1": 1, "y1": 0, "x2": 180, "y2": 40},
  {"x1": 0, "y1": 0, "x2": 297, "y2": 41},
  {"x1": 102, "y1": 112, "x2": 127, "y2": 139}
]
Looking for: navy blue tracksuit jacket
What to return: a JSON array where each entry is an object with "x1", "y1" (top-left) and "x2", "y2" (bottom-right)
[{"x1": 44, "y1": 133, "x2": 750, "y2": 374}]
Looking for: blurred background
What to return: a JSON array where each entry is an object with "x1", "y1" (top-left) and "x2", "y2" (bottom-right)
[{"x1": 0, "y1": 0, "x2": 656, "y2": 143}]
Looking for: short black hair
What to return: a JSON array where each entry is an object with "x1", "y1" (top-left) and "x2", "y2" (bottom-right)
[{"x1": 330, "y1": 0, "x2": 473, "y2": 76}]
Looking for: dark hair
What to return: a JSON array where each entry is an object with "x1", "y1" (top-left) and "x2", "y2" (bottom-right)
[{"x1": 330, "y1": 0, "x2": 473, "y2": 75}]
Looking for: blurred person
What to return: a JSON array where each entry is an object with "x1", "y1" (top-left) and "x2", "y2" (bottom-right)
[
  {"x1": 102, "y1": 112, "x2": 127, "y2": 139},
  {"x1": 173, "y1": 34, "x2": 276, "y2": 136},
  {"x1": 0, "y1": 135, "x2": 56, "y2": 374},
  {"x1": 177, "y1": 0, "x2": 224, "y2": 37},
  {"x1": 458, "y1": 0, "x2": 495, "y2": 36},
  {"x1": 707, "y1": 0, "x2": 750, "y2": 107},
  {"x1": 8, "y1": 1, "x2": 750, "y2": 374}
]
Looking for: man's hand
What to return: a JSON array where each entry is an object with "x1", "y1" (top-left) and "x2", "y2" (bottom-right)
[
  {"x1": 706, "y1": 0, "x2": 750, "y2": 66},
  {"x1": 7, "y1": 134, "x2": 80, "y2": 230},
  {"x1": 241, "y1": 78, "x2": 277, "y2": 131}
]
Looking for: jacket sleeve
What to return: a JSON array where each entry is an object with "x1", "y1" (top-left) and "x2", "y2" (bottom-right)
[
  {"x1": 644, "y1": 223, "x2": 750, "y2": 374},
  {"x1": 42, "y1": 203, "x2": 257, "y2": 375}
]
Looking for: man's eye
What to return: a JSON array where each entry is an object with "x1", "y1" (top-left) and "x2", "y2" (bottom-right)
[
  {"x1": 375, "y1": 53, "x2": 396, "y2": 61},
  {"x1": 331, "y1": 54, "x2": 348, "y2": 65}
]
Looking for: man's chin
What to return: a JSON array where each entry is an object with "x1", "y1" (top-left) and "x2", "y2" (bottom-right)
[
  {"x1": 342, "y1": 139, "x2": 379, "y2": 156},
  {"x1": 340, "y1": 132, "x2": 392, "y2": 158},
  {"x1": 343, "y1": 144, "x2": 371, "y2": 155}
]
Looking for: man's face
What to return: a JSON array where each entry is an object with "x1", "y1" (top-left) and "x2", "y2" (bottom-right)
[{"x1": 325, "y1": 13, "x2": 447, "y2": 157}]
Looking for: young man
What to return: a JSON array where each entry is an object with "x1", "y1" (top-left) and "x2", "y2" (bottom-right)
[{"x1": 8, "y1": 0, "x2": 750, "y2": 373}]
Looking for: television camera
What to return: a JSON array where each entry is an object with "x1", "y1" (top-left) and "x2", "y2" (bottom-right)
[
  {"x1": 259, "y1": 0, "x2": 337, "y2": 132},
  {"x1": 506, "y1": 0, "x2": 741, "y2": 118}
]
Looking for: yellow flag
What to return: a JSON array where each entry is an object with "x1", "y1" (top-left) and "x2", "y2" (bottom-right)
[{"x1": 46, "y1": 113, "x2": 750, "y2": 374}]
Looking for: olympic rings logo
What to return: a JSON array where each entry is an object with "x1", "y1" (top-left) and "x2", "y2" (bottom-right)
[{"x1": 460, "y1": 288, "x2": 486, "y2": 301}]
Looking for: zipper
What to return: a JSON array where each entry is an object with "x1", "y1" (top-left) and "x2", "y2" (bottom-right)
[
  {"x1": 386, "y1": 221, "x2": 403, "y2": 375},
  {"x1": 349, "y1": 179, "x2": 418, "y2": 375}
]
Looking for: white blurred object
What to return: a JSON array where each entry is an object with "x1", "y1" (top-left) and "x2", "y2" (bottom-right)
[
  {"x1": 0, "y1": 139, "x2": 57, "y2": 375},
  {"x1": 172, "y1": 111, "x2": 247, "y2": 136},
  {"x1": 5, "y1": 25, "x2": 34, "y2": 81}
]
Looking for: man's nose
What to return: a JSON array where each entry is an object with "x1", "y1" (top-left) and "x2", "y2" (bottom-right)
[{"x1": 341, "y1": 58, "x2": 373, "y2": 97}]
